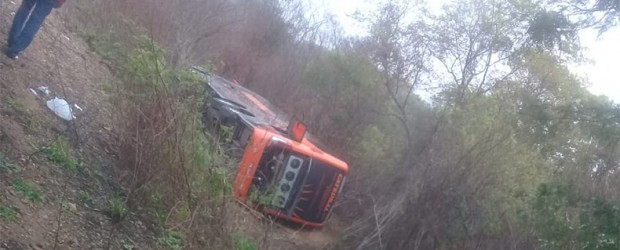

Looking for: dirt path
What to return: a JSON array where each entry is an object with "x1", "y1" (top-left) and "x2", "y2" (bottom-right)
[{"x1": 222, "y1": 201, "x2": 343, "y2": 250}]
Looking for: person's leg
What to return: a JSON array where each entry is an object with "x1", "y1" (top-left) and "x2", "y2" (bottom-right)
[
  {"x1": 7, "y1": 0, "x2": 53, "y2": 57},
  {"x1": 8, "y1": 0, "x2": 37, "y2": 47}
]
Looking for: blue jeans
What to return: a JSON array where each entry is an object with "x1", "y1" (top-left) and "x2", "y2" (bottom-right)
[{"x1": 7, "y1": 0, "x2": 54, "y2": 57}]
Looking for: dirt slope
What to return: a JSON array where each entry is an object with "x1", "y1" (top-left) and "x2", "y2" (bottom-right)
[{"x1": 0, "y1": 2, "x2": 157, "y2": 249}]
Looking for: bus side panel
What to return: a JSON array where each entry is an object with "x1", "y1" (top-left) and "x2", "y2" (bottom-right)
[{"x1": 233, "y1": 128, "x2": 271, "y2": 201}]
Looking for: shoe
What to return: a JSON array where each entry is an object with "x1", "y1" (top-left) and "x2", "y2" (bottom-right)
[
  {"x1": 5, "y1": 49, "x2": 18, "y2": 60},
  {"x1": 6, "y1": 52, "x2": 18, "y2": 60}
]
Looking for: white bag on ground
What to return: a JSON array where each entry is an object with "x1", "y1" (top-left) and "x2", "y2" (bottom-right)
[{"x1": 46, "y1": 97, "x2": 75, "y2": 121}]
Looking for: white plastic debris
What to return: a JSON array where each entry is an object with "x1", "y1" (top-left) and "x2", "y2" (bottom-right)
[
  {"x1": 46, "y1": 98, "x2": 75, "y2": 121},
  {"x1": 73, "y1": 103, "x2": 83, "y2": 111},
  {"x1": 29, "y1": 88, "x2": 38, "y2": 96},
  {"x1": 37, "y1": 86, "x2": 50, "y2": 96}
]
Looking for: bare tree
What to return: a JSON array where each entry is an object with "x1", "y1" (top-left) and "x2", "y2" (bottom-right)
[
  {"x1": 428, "y1": 0, "x2": 529, "y2": 105},
  {"x1": 358, "y1": 0, "x2": 431, "y2": 166}
]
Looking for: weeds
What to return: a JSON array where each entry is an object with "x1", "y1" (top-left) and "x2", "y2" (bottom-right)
[
  {"x1": 61, "y1": 201, "x2": 77, "y2": 213},
  {"x1": 80, "y1": 29, "x2": 130, "y2": 64},
  {"x1": 3, "y1": 96, "x2": 39, "y2": 130},
  {"x1": 219, "y1": 124, "x2": 234, "y2": 143},
  {"x1": 93, "y1": 167, "x2": 105, "y2": 181},
  {"x1": 78, "y1": 190, "x2": 96, "y2": 207},
  {"x1": 174, "y1": 205, "x2": 191, "y2": 222},
  {"x1": 13, "y1": 178, "x2": 44, "y2": 203},
  {"x1": 0, "y1": 154, "x2": 21, "y2": 173},
  {"x1": 150, "y1": 191, "x2": 166, "y2": 226},
  {"x1": 249, "y1": 187, "x2": 278, "y2": 207},
  {"x1": 0, "y1": 204, "x2": 19, "y2": 222},
  {"x1": 85, "y1": 165, "x2": 105, "y2": 182},
  {"x1": 193, "y1": 167, "x2": 230, "y2": 201},
  {"x1": 43, "y1": 139, "x2": 79, "y2": 172},
  {"x1": 84, "y1": 23, "x2": 232, "y2": 247},
  {"x1": 156, "y1": 230, "x2": 183, "y2": 250},
  {"x1": 107, "y1": 198, "x2": 127, "y2": 222},
  {"x1": 120, "y1": 238, "x2": 137, "y2": 250},
  {"x1": 233, "y1": 234, "x2": 257, "y2": 250}
]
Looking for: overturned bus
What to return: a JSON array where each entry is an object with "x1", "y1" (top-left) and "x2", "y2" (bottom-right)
[{"x1": 195, "y1": 69, "x2": 348, "y2": 227}]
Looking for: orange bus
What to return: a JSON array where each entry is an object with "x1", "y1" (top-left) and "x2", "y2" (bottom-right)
[{"x1": 196, "y1": 70, "x2": 348, "y2": 227}]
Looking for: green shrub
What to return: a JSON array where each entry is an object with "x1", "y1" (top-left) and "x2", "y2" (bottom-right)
[
  {"x1": 86, "y1": 24, "x2": 231, "y2": 247},
  {"x1": 150, "y1": 191, "x2": 167, "y2": 226},
  {"x1": 232, "y1": 234, "x2": 257, "y2": 250},
  {"x1": 123, "y1": 36, "x2": 169, "y2": 89},
  {"x1": 0, "y1": 204, "x2": 19, "y2": 221},
  {"x1": 156, "y1": 230, "x2": 183, "y2": 250},
  {"x1": 80, "y1": 25, "x2": 134, "y2": 64},
  {"x1": 78, "y1": 190, "x2": 96, "y2": 207},
  {"x1": 0, "y1": 154, "x2": 21, "y2": 173},
  {"x1": 529, "y1": 183, "x2": 620, "y2": 250},
  {"x1": 43, "y1": 139, "x2": 79, "y2": 172},
  {"x1": 13, "y1": 178, "x2": 44, "y2": 203},
  {"x1": 108, "y1": 198, "x2": 127, "y2": 222}
]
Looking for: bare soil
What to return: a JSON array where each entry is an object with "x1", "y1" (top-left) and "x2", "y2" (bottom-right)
[{"x1": 0, "y1": 2, "x2": 157, "y2": 249}]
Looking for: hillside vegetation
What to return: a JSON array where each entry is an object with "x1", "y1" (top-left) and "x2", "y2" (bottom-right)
[{"x1": 1, "y1": 0, "x2": 619, "y2": 249}]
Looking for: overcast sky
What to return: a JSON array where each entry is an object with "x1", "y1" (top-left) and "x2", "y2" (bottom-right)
[
  {"x1": 320, "y1": 0, "x2": 620, "y2": 103},
  {"x1": 577, "y1": 28, "x2": 620, "y2": 102}
]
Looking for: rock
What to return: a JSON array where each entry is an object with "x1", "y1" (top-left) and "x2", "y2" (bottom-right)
[
  {"x1": 31, "y1": 243, "x2": 44, "y2": 250},
  {"x1": 68, "y1": 202, "x2": 77, "y2": 212}
]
